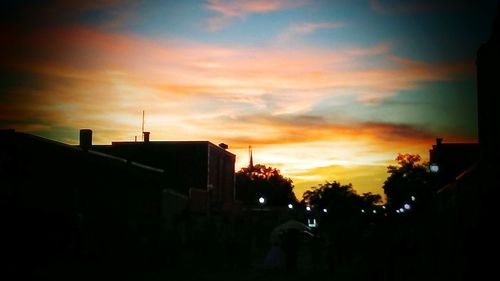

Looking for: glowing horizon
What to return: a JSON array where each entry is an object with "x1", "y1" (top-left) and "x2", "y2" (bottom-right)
[{"x1": 1, "y1": 0, "x2": 493, "y2": 198}]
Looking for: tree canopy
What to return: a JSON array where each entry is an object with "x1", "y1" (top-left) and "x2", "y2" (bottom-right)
[
  {"x1": 302, "y1": 181, "x2": 381, "y2": 219},
  {"x1": 235, "y1": 164, "x2": 297, "y2": 206},
  {"x1": 382, "y1": 153, "x2": 435, "y2": 211}
]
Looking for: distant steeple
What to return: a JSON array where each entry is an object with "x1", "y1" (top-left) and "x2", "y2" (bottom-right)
[{"x1": 249, "y1": 145, "x2": 254, "y2": 168}]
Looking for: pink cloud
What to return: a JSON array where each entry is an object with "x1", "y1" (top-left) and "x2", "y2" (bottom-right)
[
  {"x1": 204, "y1": 0, "x2": 306, "y2": 31},
  {"x1": 286, "y1": 22, "x2": 344, "y2": 34},
  {"x1": 1, "y1": 24, "x2": 474, "y2": 148},
  {"x1": 277, "y1": 21, "x2": 344, "y2": 42},
  {"x1": 0, "y1": 3, "x2": 478, "y2": 198}
]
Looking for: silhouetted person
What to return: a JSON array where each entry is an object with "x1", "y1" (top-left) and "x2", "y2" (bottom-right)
[
  {"x1": 232, "y1": 217, "x2": 253, "y2": 269},
  {"x1": 330, "y1": 227, "x2": 352, "y2": 269},
  {"x1": 309, "y1": 229, "x2": 324, "y2": 270},
  {"x1": 280, "y1": 229, "x2": 301, "y2": 272},
  {"x1": 264, "y1": 241, "x2": 284, "y2": 269}
]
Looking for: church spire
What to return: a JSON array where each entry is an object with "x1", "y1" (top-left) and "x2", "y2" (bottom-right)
[{"x1": 249, "y1": 145, "x2": 254, "y2": 168}]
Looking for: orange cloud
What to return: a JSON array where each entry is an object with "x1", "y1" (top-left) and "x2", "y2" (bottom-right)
[
  {"x1": 1, "y1": 25, "x2": 474, "y2": 138},
  {"x1": 189, "y1": 113, "x2": 436, "y2": 152},
  {"x1": 1, "y1": 25, "x2": 471, "y2": 108},
  {"x1": 1, "y1": 24, "x2": 476, "y2": 197}
]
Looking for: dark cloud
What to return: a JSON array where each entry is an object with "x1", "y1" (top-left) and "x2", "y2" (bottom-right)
[
  {"x1": 370, "y1": 0, "x2": 475, "y2": 14},
  {"x1": 217, "y1": 114, "x2": 436, "y2": 146},
  {"x1": 0, "y1": 0, "x2": 137, "y2": 39}
]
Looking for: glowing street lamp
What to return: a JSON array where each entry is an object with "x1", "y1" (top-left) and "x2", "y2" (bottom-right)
[
  {"x1": 258, "y1": 197, "x2": 266, "y2": 212},
  {"x1": 306, "y1": 206, "x2": 311, "y2": 211},
  {"x1": 430, "y1": 163, "x2": 439, "y2": 173},
  {"x1": 288, "y1": 204, "x2": 293, "y2": 209},
  {"x1": 323, "y1": 208, "x2": 328, "y2": 213}
]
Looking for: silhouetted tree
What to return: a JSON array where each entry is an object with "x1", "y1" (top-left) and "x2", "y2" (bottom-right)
[
  {"x1": 235, "y1": 164, "x2": 297, "y2": 206},
  {"x1": 303, "y1": 181, "x2": 356, "y2": 211},
  {"x1": 302, "y1": 181, "x2": 382, "y2": 270},
  {"x1": 382, "y1": 153, "x2": 435, "y2": 212},
  {"x1": 361, "y1": 192, "x2": 383, "y2": 207},
  {"x1": 302, "y1": 181, "x2": 381, "y2": 218}
]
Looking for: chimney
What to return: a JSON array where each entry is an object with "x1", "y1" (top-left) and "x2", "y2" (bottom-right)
[
  {"x1": 80, "y1": 129, "x2": 92, "y2": 149},
  {"x1": 436, "y1": 138, "x2": 443, "y2": 146},
  {"x1": 219, "y1": 143, "x2": 228, "y2": 150},
  {"x1": 143, "y1": 131, "x2": 150, "y2": 143}
]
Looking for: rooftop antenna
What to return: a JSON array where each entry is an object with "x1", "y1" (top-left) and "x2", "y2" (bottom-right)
[{"x1": 141, "y1": 110, "x2": 145, "y2": 141}]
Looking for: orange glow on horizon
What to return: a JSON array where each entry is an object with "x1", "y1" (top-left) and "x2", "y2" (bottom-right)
[{"x1": 1, "y1": 22, "x2": 477, "y2": 199}]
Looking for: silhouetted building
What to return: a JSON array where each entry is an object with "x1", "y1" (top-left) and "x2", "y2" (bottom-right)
[
  {"x1": 476, "y1": 4, "x2": 500, "y2": 162},
  {"x1": 91, "y1": 133, "x2": 236, "y2": 214},
  {"x1": 0, "y1": 129, "x2": 187, "y2": 268},
  {"x1": 430, "y1": 8, "x2": 500, "y2": 280},
  {"x1": 429, "y1": 138, "x2": 479, "y2": 187}
]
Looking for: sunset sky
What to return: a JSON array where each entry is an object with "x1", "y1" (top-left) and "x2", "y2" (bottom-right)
[{"x1": 1, "y1": 0, "x2": 496, "y2": 198}]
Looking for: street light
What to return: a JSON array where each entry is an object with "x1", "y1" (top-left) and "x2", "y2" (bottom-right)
[
  {"x1": 430, "y1": 163, "x2": 439, "y2": 173},
  {"x1": 258, "y1": 197, "x2": 265, "y2": 213},
  {"x1": 306, "y1": 206, "x2": 311, "y2": 211},
  {"x1": 322, "y1": 208, "x2": 328, "y2": 213},
  {"x1": 288, "y1": 204, "x2": 293, "y2": 209}
]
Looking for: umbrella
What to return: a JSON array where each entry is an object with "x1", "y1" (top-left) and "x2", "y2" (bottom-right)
[{"x1": 270, "y1": 219, "x2": 313, "y2": 244}]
